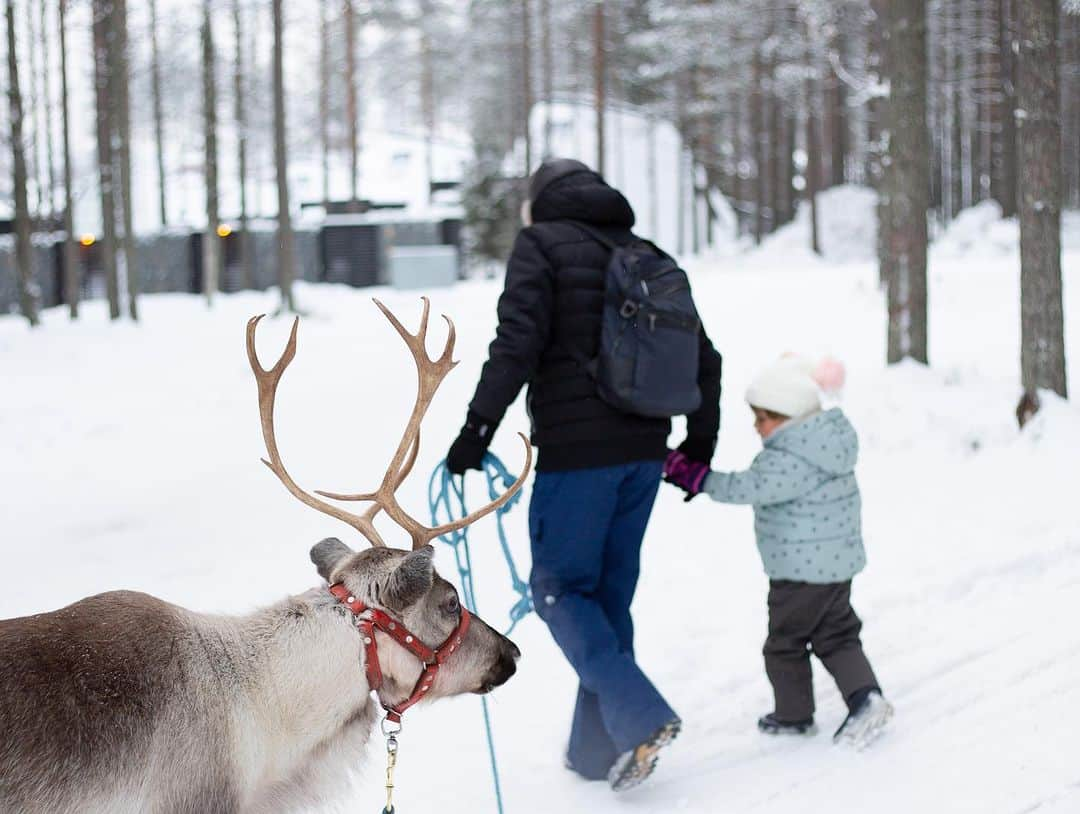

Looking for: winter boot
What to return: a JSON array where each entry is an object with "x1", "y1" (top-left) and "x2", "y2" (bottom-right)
[
  {"x1": 607, "y1": 719, "x2": 682, "y2": 792},
  {"x1": 757, "y1": 712, "x2": 817, "y2": 735},
  {"x1": 833, "y1": 689, "x2": 893, "y2": 749}
]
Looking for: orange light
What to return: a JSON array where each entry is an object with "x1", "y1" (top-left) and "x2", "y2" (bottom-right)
[
  {"x1": 216, "y1": 224, "x2": 233, "y2": 238},
  {"x1": 79, "y1": 234, "x2": 96, "y2": 247}
]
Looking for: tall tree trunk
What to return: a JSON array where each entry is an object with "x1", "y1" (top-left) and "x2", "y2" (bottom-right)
[
  {"x1": 344, "y1": 0, "x2": 359, "y2": 202},
  {"x1": 1016, "y1": 0, "x2": 1066, "y2": 420},
  {"x1": 882, "y1": 0, "x2": 930, "y2": 364},
  {"x1": 418, "y1": 5, "x2": 434, "y2": 204},
  {"x1": 92, "y1": 0, "x2": 119, "y2": 319},
  {"x1": 950, "y1": 9, "x2": 964, "y2": 218},
  {"x1": 201, "y1": 0, "x2": 219, "y2": 305},
  {"x1": 272, "y1": 0, "x2": 295, "y2": 311},
  {"x1": 234, "y1": 0, "x2": 250, "y2": 290},
  {"x1": 763, "y1": 13, "x2": 780, "y2": 235},
  {"x1": 751, "y1": 41, "x2": 765, "y2": 244},
  {"x1": 976, "y1": 0, "x2": 992, "y2": 202},
  {"x1": 39, "y1": 0, "x2": 56, "y2": 219},
  {"x1": 149, "y1": 0, "x2": 168, "y2": 228},
  {"x1": 113, "y1": 0, "x2": 136, "y2": 320},
  {"x1": 767, "y1": 95, "x2": 781, "y2": 232},
  {"x1": 1061, "y1": 9, "x2": 1079, "y2": 210},
  {"x1": 59, "y1": 0, "x2": 77, "y2": 319},
  {"x1": 521, "y1": 0, "x2": 532, "y2": 174},
  {"x1": 805, "y1": 44, "x2": 821, "y2": 256},
  {"x1": 993, "y1": 0, "x2": 1018, "y2": 216},
  {"x1": 26, "y1": 0, "x2": 42, "y2": 217},
  {"x1": 827, "y1": 33, "x2": 848, "y2": 187},
  {"x1": 7, "y1": 0, "x2": 39, "y2": 326},
  {"x1": 593, "y1": 1, "x2": 605, "y2": 175},
  {"x1": 540, "y1": 0, "x2": 553, "y2": 158},
  {"x1": 730, "y1": 88, "x2": 743, "y2": 237},
  {"x1": 319, "y1": 0, "x2": 329, "y2": 205}
]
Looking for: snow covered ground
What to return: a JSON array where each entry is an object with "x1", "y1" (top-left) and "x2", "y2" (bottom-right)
[{"x1": 2, "y1": 207, "x2": 1079, "y2": 813}]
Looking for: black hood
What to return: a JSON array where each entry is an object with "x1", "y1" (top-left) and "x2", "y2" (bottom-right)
[{"x1": 530, "y1": 169, "x2": 636, "y2": 229}]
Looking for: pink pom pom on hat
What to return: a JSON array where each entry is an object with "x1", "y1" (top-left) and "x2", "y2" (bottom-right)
[{"x1": 811, "y1": 356, "x2": 846, "y2": 394}]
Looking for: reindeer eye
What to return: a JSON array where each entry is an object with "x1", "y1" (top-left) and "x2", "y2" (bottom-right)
[{"x1": 443, "y1": 596, "x2": 460, "y2": 616}]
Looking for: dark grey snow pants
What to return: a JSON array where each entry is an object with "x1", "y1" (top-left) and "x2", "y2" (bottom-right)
[{"x1": 764, "y1": 579, "x2": 879, "y2": 721}]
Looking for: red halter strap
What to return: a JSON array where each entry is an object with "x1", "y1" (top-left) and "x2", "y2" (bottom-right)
[{"x1": 329, "y1": 583, "x2": 472, "y2": 723}]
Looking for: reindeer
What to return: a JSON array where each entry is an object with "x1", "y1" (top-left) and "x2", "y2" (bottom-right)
[{"x1": 0, "y1": 300, "x2": 532, "y2": 814}]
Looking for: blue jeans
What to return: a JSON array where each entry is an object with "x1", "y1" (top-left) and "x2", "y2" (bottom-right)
[{"x1": 529, "y1": 461, "x2": 676, "y2": 779}]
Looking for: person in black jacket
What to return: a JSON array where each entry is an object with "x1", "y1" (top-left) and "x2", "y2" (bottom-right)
[{"x1": 446, "y1": 158, "x2": 722, "y2": 791}]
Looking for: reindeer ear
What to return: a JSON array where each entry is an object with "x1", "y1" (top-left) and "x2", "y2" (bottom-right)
[
  {"x1": 384, "y1": 546, "x2": 435, "y2": 610},
  {"x1": 310, "y1": 538, "x2": 354, "y2": 582}
]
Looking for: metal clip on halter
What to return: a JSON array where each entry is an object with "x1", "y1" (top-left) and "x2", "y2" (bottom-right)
[{"x1": 381, "y1": 716, "x2": 400, "y2": 814}]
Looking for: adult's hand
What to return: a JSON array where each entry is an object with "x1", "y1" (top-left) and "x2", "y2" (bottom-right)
[
  {"x1": 676, "y1": 435, "x2": 715, "y2": 464},
  {"x1": 663, "y1": 450, "x2": 710, "y2": 502},
  {"x1": 446, "y1": 412, "x2": 495, "y2": 475}
]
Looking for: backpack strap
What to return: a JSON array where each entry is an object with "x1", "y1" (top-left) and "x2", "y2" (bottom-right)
[{"x1": 562, "y1": 219, "x2": 619, "y2": 250}]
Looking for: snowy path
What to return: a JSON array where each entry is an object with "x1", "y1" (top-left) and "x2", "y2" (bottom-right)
[{"x1": 2, "y1": 241, "x2": 1079, "y2": 813}]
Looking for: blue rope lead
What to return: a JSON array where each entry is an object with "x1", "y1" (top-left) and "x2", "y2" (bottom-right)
[{"x1": 428, "y1": 454, "x2": 533, "y2": 814}]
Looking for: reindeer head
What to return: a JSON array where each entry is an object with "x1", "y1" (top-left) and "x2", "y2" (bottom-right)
[
  {"x1": 246, "y1": 298, "x2": 531, "y2": 706},
  {"x1": 311, "y1": 539, "x2": 520, "y2": 700}
]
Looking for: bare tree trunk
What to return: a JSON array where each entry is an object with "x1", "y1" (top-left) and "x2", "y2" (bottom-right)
[
  {"x1": 751, "y1": 41, "x2": 765, "y2": 244},
  {"x1": 272, "y1": 0, "x2": 295, "y2": 312},
  {"x1": 1016, "y1": 0, "x2": 1066, "y2": 420},
  {"x1": 882, "y1": 0, "x2": 930, "y2": 364},
  {"x1": 149, "y1": 0, "x2": 168, "y2": 228},
  {"x1": 950, "y1": 9, "x2": 964, "y2": 217},
  {"x1": 234, "y1": 0, "x2": 250, "y2": 290},
  {"x1": 7, "y1": 0, "x2": 39, "y2": 326},
  {"x1": 976, "y1": 0, "x2": 992, "y2": 202},
  {"x1": 805, "y1": 43, "x2": 821, "y2": 256},
  {"x1": 541, "y1": 0, "x2": 553, "y2": 158},
  {"x1": 344, "y1": 0, "x2": 359, "y2": 202},
  {"x1": 1067, "y1": 11, "x2": 1080, "y2": 210},
  {"x1": 593, "y1": 1, "x2": 605, "y2": 175},
  {"x1": 827, "y1": 33, "x2": 848, "y2": 187},
  {"x1": 521, "y1": 0, "x2": 532, "y2": 173},
  {"x1": 26, "y1": 0, "x2": 42, "y2": 217},
  {"x1": 767, "y1": 42, "x2": 781, "y2": 234},
  {"x1": 730, "y1": 88, "x2": 743, "y2": 237},
  {"x1": 92, "y1": 0, "x2": 120, "y2": 320},
  {"x1": 38, "y1": 0, "x2": 56, "y2": 219},
  {"x1": 59, "y1": 0, "x2": 77, "y2": 318},
  {"x1": 113, "y1": 0, "x2": 136, "y2": 320},
  {"x1": 201, "y1": 0, "x2": 219, "y2": 306},
  {"x1": 993, "y1": 0, "x2": 1018, "y2": 216},
  {"x1": 418, "y1": 4, "x2": 434, "y2": 204},
  {"x1": 319, "y1": 0, "x2": 329, "y2": 205}
]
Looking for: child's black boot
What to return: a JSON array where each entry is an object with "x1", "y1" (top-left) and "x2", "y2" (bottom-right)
[{"x1": 757, "y1": 712, "x2": 817, "y2": 735}]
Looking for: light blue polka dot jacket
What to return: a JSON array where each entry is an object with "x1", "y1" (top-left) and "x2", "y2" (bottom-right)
[{"x1": 703, "y1": 408, "x2": 866, "y2": 583}]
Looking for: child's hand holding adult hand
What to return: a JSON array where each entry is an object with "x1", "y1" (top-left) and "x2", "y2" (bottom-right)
[{"x1": 663, "y1": 450, "x2": 710, "y2": 502}]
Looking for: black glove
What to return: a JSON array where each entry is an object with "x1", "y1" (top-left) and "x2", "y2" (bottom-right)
[
  {"x1": 677, "y1": 435, "x2": 716, "y2": 465},
  {"x1": 446, "y1": 412, "x2": 497, "y2": 475}
]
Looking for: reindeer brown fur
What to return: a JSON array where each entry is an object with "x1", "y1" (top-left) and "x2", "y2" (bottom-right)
[{"x1": 0, "y1": 300, "x2": 532, "y2": 813}]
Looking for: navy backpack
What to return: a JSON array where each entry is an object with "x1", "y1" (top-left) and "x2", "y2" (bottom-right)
[{"x1": 566, "y1": 221, "x2": 702, "y2": 418}]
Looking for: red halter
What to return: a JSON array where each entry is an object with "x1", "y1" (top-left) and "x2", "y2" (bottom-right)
[{"x1": 329, "y1": 583, "x2": 472, "y2": 724}]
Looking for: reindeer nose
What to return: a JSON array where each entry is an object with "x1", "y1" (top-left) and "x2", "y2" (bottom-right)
[{"x1": 509, "y1": 640, "x2": 521, "y2": 661}]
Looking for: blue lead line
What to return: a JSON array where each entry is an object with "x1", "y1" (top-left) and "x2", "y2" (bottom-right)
[{"x1": 428, "y1": 454, "x2": 533, "y2": 814}]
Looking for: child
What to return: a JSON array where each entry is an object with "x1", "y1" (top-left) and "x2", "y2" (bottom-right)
[{"x1": 663, "y1": 355, "x2": 893, "y2": 748}]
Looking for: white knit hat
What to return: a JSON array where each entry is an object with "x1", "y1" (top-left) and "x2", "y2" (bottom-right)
[{"x1": 745, "y1": 356, "x2": 823, "y2": 418}]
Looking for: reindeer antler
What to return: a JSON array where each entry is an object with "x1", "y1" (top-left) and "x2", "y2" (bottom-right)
[{"x1": 246, "y1": 299, "x2": 533, "y2": 550}]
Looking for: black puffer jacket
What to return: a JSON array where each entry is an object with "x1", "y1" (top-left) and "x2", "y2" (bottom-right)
[{"x1": 469, "y1": 170, "x2": 723, "y2": 472}]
